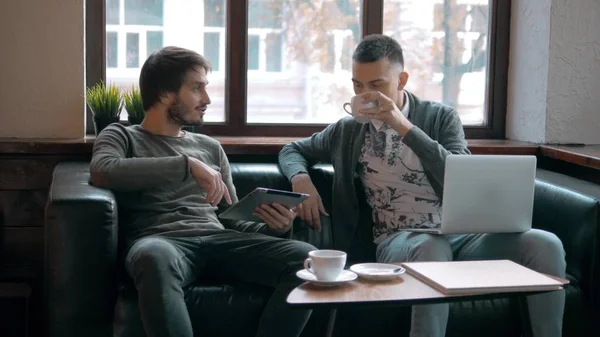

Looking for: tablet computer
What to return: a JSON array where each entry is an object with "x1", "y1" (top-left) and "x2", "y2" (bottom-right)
[{"x1": 218, "y1": 187, "x2": 310, "y2": 222}]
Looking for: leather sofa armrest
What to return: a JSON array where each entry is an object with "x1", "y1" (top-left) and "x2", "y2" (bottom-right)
[
  {"x1": 44, "y1": 162, "x2": 119, "y2": 337},
  {"x1": 532, "y1": 179, "x2": 600, "y2": 312}
]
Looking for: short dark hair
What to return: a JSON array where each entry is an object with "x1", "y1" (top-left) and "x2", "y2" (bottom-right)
[
  {"x1": 139, "y1": 46, "x2": 212, "y2": 110},
  {"x1": 352, "y1": 34, "x2": 404, "y2": 67}
]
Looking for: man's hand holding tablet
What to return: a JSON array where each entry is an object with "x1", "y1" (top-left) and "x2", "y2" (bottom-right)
[{"x1": 218, "y1": 188, "x2": 310, "y2": 231}]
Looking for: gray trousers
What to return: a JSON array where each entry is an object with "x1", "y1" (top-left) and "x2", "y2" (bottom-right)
[
  {"x1": 125, "y1": 230, "x2": 316, "y2": 337},
  {"x1": 376, "y1": 229, "x2": 567, "y2": 337}
]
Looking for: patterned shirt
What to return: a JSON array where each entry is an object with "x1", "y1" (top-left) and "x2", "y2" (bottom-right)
[{"x1": 359, "y1": 92, "x2": 442, "y2": 244}]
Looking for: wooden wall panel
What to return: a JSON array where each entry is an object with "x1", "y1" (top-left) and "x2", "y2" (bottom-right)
[
  {"x1": 0, "y1": 227, "x2": 43, "y2": 266},
  {"x1": 0, "y1": 191, "x2": 46, "y2": 227},
  {"x1": 0, "y1": 159, "x2": 58, "y2": 190},
  {"x1": 0, "y1": 157, "x2": 55, "y2": 337}
]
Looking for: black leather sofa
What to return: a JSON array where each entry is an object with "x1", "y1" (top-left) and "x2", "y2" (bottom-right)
[{"x1": 45, "y1": 161, "x2": 600, "y2": 337}]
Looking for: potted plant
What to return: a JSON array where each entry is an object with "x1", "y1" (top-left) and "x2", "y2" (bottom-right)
[
  {"x1": 86, "y1": 81, "x2": 123, "y2": 135},
  {"x1": 124, "y1": 86, "x2": 146, "y2": 125}
]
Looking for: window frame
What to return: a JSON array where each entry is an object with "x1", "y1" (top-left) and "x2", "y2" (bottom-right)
[{"x1": 86, "y1": 0, "x2": 510, "y2": 139}]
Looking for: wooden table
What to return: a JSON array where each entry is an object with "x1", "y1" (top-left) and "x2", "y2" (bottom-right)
[{"x1": 287, "y1": 271, "x2": 567, "y2": 337}]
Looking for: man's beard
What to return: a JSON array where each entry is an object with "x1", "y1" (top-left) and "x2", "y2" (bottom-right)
[{"x1": 167, "y1": 98, "x2": 203, "y2": 127}]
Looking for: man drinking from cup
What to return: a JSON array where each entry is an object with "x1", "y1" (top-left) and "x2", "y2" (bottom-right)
[{"x1": 278, "y1": 34, "x2": 566, "y2": 337}]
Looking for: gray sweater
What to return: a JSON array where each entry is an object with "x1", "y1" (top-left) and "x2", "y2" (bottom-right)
[
  {"x1": 90, "y1": 124, "x2": 280, "y2": 249},
  {"x1": 278, "y1": 91, "x2": 470, "y2": 251}
]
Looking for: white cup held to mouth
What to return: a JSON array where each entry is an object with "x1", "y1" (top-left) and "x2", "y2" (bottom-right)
[
  {"x1": 343, "y1": 96, "x2": 379, "y2": 124},
  {"x1": 303, "y1": 249, "x2": 347, "y2": 281}
]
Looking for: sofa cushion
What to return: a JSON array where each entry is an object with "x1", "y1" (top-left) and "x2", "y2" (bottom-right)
[
  {"x1": 230, "y1": 163, "x2": 291, "y2": 198},
  {"x1": 230, "y1": 163, "x2": 337, "y2": 250}
]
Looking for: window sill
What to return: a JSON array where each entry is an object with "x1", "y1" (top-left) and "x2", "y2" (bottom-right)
[
  {"x1": 2, "y1": 136, "x2": 599, "y2": 173},
  {"x1": 540, "y1": 145, "x2": 600, "y2": 170},
  {"x1": 0, "y1": 136, "x2": 539, "y2": 156}
]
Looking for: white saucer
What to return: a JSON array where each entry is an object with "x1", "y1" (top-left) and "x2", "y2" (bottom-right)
[
  {"x1": 296, "y1": 269, "x2": 357, "y2": 287},
  {"x1": 350, "y1": 263, "x2": 406, "y2": 281}
]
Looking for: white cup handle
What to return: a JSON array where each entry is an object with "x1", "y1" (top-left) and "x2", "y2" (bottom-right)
[
  {"x1": 343, "y1": 102, "x2": 352, "y2": 115},
  {"x1": 304, "y1": 258, "x2": 314, "y2": 274}
]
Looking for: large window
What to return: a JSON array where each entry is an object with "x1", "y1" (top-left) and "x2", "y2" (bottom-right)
[
  {"x1": 87, "y1": 0, "x2": 509, "y2": 138},
  {"x1": 384, "y1": 0, "x2": 491, "y2": 126}
]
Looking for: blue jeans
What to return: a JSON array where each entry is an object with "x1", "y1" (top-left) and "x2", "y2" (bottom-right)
[
  {"x1": 125, "y1": 230, "x2": 316, "y2": 337},
  {"x1": 376, "y1": 229, "x2": 566, "y2": 337}
]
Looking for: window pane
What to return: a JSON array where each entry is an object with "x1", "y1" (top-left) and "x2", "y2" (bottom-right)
[
  {"x1": 340, "y1": 35, "x2": 354, "y2": 71},
  {"x1": 246, "y1": 0, "x2": 362, "y2": 124},
  {"x1": 248, "y1": 35, "x2": 260, "y2": 71},
  {"x1": 204, "y1": 0, "x2": 225, "y2": 27},
  {"x1": 322, "y1": 35, "x2": 336, "y2": 73},
  {"x1": 146, "y1": 31, "x2": 163, "y2": 56},
  {"x1": 203, "y1": 32, "x2": 220, "y2": 72},
  {"x1": 265, "y1": 33, "x2": 282, "y2": 72},
  {"x1": 106, "y1": 32, "x2": 118, "y2": 68},
  {"x1": 125, "y1": 0, "x2": 163, "y2": 26},
  {"x1": 107, "y1": 0, "x2": 119, "y2": 25},
  {"x1": 126, "y1": 33, "x2": 139, "y2": 68},
  {"x1": 249, "y1": 0, "x2": 282, "y2": 28},
  {"x1": 105, "y1": 0, "x2": 227, "y2": 122},
  {"x1": 384, "y1": 0, "x2": 490, "y2": 126}
]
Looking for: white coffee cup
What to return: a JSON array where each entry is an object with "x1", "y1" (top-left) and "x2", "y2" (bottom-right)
[
  {"x1": 343, "y1": 96, "x2": 379, "y2": 124},
  {"x1": 303, "y1": 249, "x2": 347, "y2": 281}
]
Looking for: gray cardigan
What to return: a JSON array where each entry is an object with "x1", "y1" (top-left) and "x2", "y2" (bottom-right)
[{"x1": 278, "y1": 91, "x2": 470, "y2": 252}]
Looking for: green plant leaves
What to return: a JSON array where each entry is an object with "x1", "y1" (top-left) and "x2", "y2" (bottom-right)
[
  {"x1": 123, "y1": 86, "x2": 146, "y2": 119},
  {"x1": 86, "y1": 81, "x2": 124, "y2": 118}
]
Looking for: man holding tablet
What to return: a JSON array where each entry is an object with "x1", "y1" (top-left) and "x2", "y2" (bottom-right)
[{"x1": 89, "y1": 46, "x2": 315, "y2": 337}]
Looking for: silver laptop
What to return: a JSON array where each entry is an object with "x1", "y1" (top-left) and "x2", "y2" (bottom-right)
[{"x1": 403, "y1": 155, "x2": 537, "y2": 235}]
